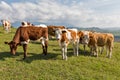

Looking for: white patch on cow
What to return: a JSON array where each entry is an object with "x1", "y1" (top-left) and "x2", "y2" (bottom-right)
[
  {"x1": 68, "y1": 28, "x2": 78, "y2": 33},
  {"x1": 82, "y1": 31, "x2": 90, "y2": 44},
  {"x1": 21, "y1": 21, "x2": 28, "y2": 27},
  {"x1": 40, "y1": 37, "x2": 46, "y2": 46},
  {"x1": 55, "y1": 29, "x2": 62, "y2": 40},
  {"x1": 84, "y1": 31, "x2": 89, "y2": 35},
  {"x1": 21, "y1": 39, "x2": 30, "y2": 44},
  {"x1": 66, "y1": 30, "x2": 72, "y2": 40},
  {"x1": 35, "y1": 24, "x2": 47, "y2": 28}
]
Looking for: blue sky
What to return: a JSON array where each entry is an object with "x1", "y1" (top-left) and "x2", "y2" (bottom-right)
[{"x1": 0, "y1": 0, "x2": 120, "y2": 28}]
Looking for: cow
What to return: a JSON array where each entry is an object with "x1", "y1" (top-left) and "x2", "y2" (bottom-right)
[
  {"x1": 77, "y1": 30, "x2": 92, "y2": 54},
  {"x1": 4, "y1": 25, "x2": 48, "y2": 60},
  {"x1": 1, "y1": 20, "x2": 11, "y2": 33},
  {"x1": 82, "y1": 32, "x2": 114, "y2": 58},
  {"x1": 55, "y1": 28, "x2": 79, "y2": 60},
  {"x1": 47, "y1": 25, "x2": 65, "y2": 39}
]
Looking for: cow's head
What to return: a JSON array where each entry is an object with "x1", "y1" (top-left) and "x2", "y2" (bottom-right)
[
  {"x1": 81, "y1": 31, "x2": 90, "y2": 44},
  {"x1": 4, "y1": 41, "x2": 19, "y2": 55},
  {"x1": 55, "y1": 28, "x2": 62, "y2": 40}
]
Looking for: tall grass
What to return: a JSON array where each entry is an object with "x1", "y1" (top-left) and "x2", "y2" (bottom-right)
[{"x1": 0, "y1": 27, "x2": 120, "y2": 80}]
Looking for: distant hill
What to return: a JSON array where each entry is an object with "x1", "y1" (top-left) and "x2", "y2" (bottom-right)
[{"x1": 68, "y1": 27, "x2": 109, "y2": 33}]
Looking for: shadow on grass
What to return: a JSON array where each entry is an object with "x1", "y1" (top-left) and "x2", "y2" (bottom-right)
[
  {"x1": 0, "y1": 51, "x2": 60, "y2": 63},
  {"x1": 17, "y1": 52, "x2": 60, "y2": 63},
  {"x1": 0, "y1": 52, "x2": 23, "y2": 61},
  {"x1": 0, "y1": 48, "x2": 92, "y2": 63},
  {"x1": 53, "y1": 48, "x2": 91, "y2": 56}
]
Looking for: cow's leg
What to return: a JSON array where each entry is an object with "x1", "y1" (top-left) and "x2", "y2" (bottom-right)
[
  {"x1": 76, "y1": 42, "x2": 79, "y2": 56},
  {"x1": 94, "y1": 45, "x2": 98, "y2": 57},
  {"x1": 99, "y1": 47, "x2": 104, "y2": 54},
  {"x1": 88, "y1": 45, "x2": 92, "y2": 56},
  {"x1": 44, "y1": 40, "x2": 48, "y2": 55},
  {"x1": 96, "y1": 48, "x2": 98, "y2": 57},
  {"x1": 107, "y1": 45, "x2": 112, "y2": 58},
  {"x1": 8, "y1": 26, "x2": 10, "y2": 32},
  {"x1": 95, "y1": 47, "x2": 98, "y2": 57},
  {"x1": 41, "y1": 38, "x2": 48, "y2": 55},
  {"x1": 23, "y1": 44, "x2": 28, "y2": 60},
  {"x1": 42, "y1": 45, "x2": 46, "y2": 55},
  {"x1": 73, "y1": 43, "x2": 76, "y2": 56},
  {"x1": 109, "y1": 47, "x2": 112, "y2": 58},
  {"x1": 109, "y1": 42, "x2": 113, "y2": 58},
  {"x1": 64, "y1": 46, "x2": 67, "y2": 61},
  {"x1": 61, "y1": 47, "x2": 65, "y2": 60},
  {"x1": 106, "y1": 46, "x2": 109, "y2": 58},
  {"x1": 83, "y1": 44, "x2": 86, "y2": 54}
]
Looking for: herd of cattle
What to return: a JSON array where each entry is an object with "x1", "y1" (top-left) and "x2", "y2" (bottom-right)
[{"x1": 1, "y1": 20, "x2": 114, "y2": 60}]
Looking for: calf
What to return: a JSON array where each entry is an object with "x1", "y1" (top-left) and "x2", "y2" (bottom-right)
[
  {"x1": 77, "y1": 30, "x2": 91, "y2": 53},
  {"x1": 55, "y1": 28, "x2": 79, "y2": 60},
  {"x1": 5, "y1": 25, "x2": 48, "y2": 59},
  {"x1": 88, "y1": 32, "x2": 114, "y2": 58}
]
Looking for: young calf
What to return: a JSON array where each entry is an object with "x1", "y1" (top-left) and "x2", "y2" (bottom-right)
[{"x1": 55, "y1": 28, "x2": 79, "y2": 60}]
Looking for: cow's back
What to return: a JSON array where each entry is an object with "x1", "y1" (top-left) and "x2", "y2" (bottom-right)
[
  {"x1": 89, "y1": 33, "x2": 114, "y2": 47},
  {"x1": 24, "y1": 26, "x2": 48, "y2": 40},
  {"x1": 13, "y1": 26, "x2": 48, "y2": 43},
  {"x1": 47, "y1": 25, "x2": 65, "y2": 36}
]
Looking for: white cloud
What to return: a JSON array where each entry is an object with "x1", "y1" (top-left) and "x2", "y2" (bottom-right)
[{"x1": 0, "y1": 0, "x2": 120, "y2": 28}]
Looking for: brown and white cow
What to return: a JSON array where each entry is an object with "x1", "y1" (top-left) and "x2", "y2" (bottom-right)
[
  {"x1": 77, "y1": 30, "x2": 92, "y2": 53},
  {"x1": 5, "y1": 25, "x2": 48, "y2": 59},
  {"x1": 55, "y1": 28, "x2": 79, "y2": 60},
  {"x1": 1, "y1": 20, "x2": 11, "y2": 33},
  {"x1": 47, "y1": 25, "x2": 65, "y2": 39},
  {"x1": 81, "y1": 32, "x2": 114, "y2": 58}
]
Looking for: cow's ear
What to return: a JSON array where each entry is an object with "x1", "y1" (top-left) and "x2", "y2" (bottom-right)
[
  {"x1": 62, "y1": 30, "x2": 66, "y2": 33},
  {"x1": 4, "y1": 41, "x2": 12, "y2": 45},
  {"x1": 78, "y1": 31, "x2": 82, "y2": 36},
  {"x1": 4, "y1": 41, "x2": 9, "y2": 44}
]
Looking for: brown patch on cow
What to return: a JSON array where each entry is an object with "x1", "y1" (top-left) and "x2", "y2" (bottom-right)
[
  {"x1": 47, "y1": 25, "x2": 65, "y2": 36},
  {"x1": 68, "y1": 30, "x2": 77, "y2": 41}
]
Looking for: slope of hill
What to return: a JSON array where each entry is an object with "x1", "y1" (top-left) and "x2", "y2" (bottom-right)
[{"x1": 0, "y1": 27, "x2": 120, "y2": 79}]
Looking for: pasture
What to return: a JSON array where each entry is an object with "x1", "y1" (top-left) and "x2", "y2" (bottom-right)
[{"x1": 0, "y1": 27, "x2": 120, "y2": 80}]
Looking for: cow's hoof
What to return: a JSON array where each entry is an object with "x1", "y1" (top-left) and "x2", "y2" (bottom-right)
[{"x1": 23, "y1": 58, "x2": 26, "y2": 60}]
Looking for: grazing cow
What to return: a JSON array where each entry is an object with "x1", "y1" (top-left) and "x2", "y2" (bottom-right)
[
  {"x1": 5, "y1": 25, "x2": 48, "y2": 59},
  {"x1": 55, "y1": 28, "x2": 79, "y2": 60},
  {"x1": 84, "y1": 32, "x2": 114, "y2": 58},
  {"x1": 1, "y1": 20, "x2": 11, "y2": 33},
  {"x1": 47, "y1": 25, "x2": 65, "y2": 39}
]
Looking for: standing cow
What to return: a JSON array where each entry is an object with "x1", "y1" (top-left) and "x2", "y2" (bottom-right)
[
  {"x1": 81, "y1": 32, "x2": 114, "y2": 58},
  {"x1": 1, "y1": 20, "x2": 11, "y2": 33},
  {"x1": 55, "y1": 28, "x2": 79, "y2": 60},
  {"x1": 5, "y1": 25, "x2": 48, "y2": 59}
]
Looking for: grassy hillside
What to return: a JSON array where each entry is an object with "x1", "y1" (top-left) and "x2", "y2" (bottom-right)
[{"x1": 0, "y1": 27, "x2": 120, "y2": 80}]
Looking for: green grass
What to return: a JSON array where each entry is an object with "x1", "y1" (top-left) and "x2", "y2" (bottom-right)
[{"x1": 0, "y1": 27, "x2": 120, "y2": 80}]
